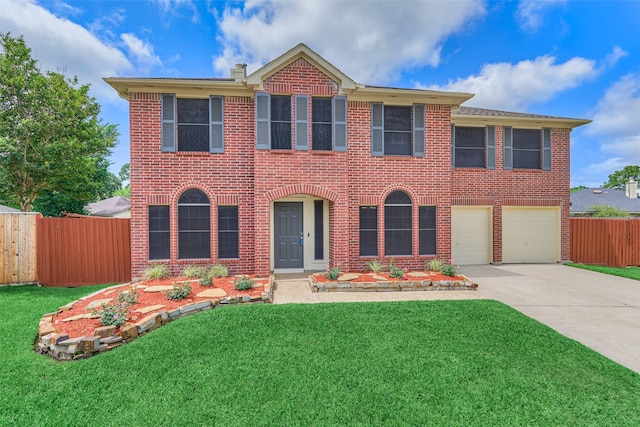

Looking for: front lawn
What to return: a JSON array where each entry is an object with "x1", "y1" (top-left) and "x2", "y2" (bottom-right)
[
  {"x1": 1, "y1": 285, "x2": 639, "y2": 426},
  {"x1": 568, "y1": 263, "x2": 640, "y2": 281}
]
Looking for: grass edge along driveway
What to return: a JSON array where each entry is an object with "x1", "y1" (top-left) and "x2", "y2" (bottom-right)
[
  {"x1": 1, "y1": 285, "x2": 639, "y2": 426},
  {"x1": 567, "y1": 263, "x2": 640, "y2": 281}
]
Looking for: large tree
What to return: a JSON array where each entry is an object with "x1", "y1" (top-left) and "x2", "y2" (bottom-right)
[
  {"x1": 0, "y1": 33, "x2": 117, "y2": 212},
  {"x1": 603, "y1": 165, "x2": 640, "y2": 190}
]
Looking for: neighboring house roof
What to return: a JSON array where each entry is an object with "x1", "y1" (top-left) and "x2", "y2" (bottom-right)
[
  {"x1": 86, "y1": 196, "x2": 131, "y2": 217},
  {"x1": 0, "y1": 204, "x2": 20, "y2": 213},
  {"x1": 570, "y1": 188, "x2": 640, "y2": 214}
]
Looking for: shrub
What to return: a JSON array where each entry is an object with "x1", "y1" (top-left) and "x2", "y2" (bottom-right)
[
  {"x1": 389, "y1": 264, "x2": 406, "y2": 279},
  {"x1": 209, "y1": 264, "x2": 229, "y2": 278},
  {"x1": 233, "y1": 275, "x2": 254, "y2": 290},
  {"x1": 91, "y1": 289, "x2": 138, "y2": 327},
  {"x1": 199, "y1": 276, "x2": 213, "y2": 287},
  {"x1": 324, "y1": 264, "x2": 341, "y2": 280},
  {"x1": 591, "y1": 204, "x2": 631, "y2": 218},
  {"x1": 180, "y1": 264, "x2": 206, "y2": 278},
  {"x1": 166, "y1": 282, "x2": 192, "y2": 300},
  {"x1": 366, "y1": 259, "x2": 384, "y2": 273},
  {"x1": 142, "y1": 263, "x2": 170, "y2": 280},
  {"x1": 440, "y1": 259, "x2": 458, "y2": 277},
  {"x1": 426, "y1": 258, "x2": 444, "y2": 272}
]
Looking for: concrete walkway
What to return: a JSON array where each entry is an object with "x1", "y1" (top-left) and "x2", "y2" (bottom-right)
[
  {"x1": 461, "y1": 264, "x2": 640, "y2": 374},
  {"x1": 272, "y1": 265, "x2": 640, "y2": 374}
]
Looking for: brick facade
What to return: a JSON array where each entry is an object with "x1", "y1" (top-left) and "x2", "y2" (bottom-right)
[{"x1": 115, "y1": 45, "x2": 586, "y2": 277}]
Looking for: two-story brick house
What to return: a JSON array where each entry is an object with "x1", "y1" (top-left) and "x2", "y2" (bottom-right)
[{"x1": 105, "y1": 44, "x2": 589, "y2": 277}]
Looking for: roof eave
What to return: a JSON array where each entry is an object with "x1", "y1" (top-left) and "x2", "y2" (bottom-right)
[
  {"x1": 451, "y1": 113, "x2": 592, "y2": 129},
  {"x1": 350, "y1": 86, "x2": 474, "y2": 107},
  {"x1": 103, "y1": 77, "x2": 248, "y2": 100}
]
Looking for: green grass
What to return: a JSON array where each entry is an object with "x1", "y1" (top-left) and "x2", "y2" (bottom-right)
[
  {"x1": 568, "y1": 263, "x2": 640, "y2": 281},
  {"x1": 1, "y1": 286, "x2": 640, "y2": 426}
]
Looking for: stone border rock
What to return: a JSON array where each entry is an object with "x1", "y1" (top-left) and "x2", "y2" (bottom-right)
[
  {"x1": 35, "y1": 276, "x2": 275, "y2": 361},
  {"x1": 309, "y1": 274, "x2": 477, "y2": 293}
]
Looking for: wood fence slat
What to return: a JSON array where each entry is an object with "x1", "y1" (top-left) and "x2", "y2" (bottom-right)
[{"x1": 570, "y1": 218, "x2": 640, "y2": 267}]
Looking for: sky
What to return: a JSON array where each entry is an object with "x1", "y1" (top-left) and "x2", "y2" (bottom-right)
[{"x1": 1, "y1": 0, "x2": 639, "y2": 188}]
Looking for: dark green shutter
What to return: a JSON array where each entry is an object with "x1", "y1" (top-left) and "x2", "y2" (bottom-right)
[
  {"x1": 542, "y1": 128, "x2": 551, "y2": 170},
  {"x1": 371, "y1": 102, "x2": 383, "y2": 156},
  {"x1": 413, "y1": 104, "x2": 425, "y2": 157},
  {"x1": 333, "y1": 96, "x2": 347, "y2": 152},
  {"x1": 256, "y1": 92, "x2": 270, "y2": 149},
  {"x1": 210, "y1": 96, "x2": 224, "y2": 153},
  {"x1": 486, "y1": 126, "x2": 496, "y2": 170},
  {"x1": 451, "y1": 124, "x2": 456, "y2": 168},
  {"x1": 503, "y1": 126, "x2": 513, "y2": 170},
  {"x1": 161, "y1": 94, "x2": 176, "y2": 152},
  {"x1": 295, "y1": 95, "x2": 308, "y2": 150}
]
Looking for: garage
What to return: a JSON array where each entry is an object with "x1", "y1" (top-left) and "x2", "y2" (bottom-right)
[
  {"x1": 451, "y1": 206, "x2": 492, "y2": 265},
  {"x1": 502, "y1": 207, "x2": 560, "y2": 263}
]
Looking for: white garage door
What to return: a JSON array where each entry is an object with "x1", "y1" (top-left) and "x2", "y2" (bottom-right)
[
  {"x1": 451, "y1": 207, "x2": 492, "y2": 265},
  {"x1": 502, "y1": 207, "x2": 560, "y2": 263}
]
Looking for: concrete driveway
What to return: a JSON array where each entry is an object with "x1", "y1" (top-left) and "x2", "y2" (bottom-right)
[{"x1": 461, "y1": 264, "x2": 640, "y2": 374}]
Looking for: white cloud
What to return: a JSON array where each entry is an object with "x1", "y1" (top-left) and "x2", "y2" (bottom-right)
[
  {"x1": 571, "y1": 157, "x2": 629, "y2": 188},
  {"x1": 424, "y1": 55, "x2": 598, "y2": 110},
  {"x1": 121, "y1": 33, "x2": 162, "y2": 74},
  {"x1": 151, "y1": 0, "x2": 199, "y2": 23},
  {"x1": 516, "y1": 0, "x2": 566, "y2": 32},
  {"x1": 0, "y1": 0, "x2": 132, "y2": 100},
  {"x1": 212, "y1": 0, "x2": 485, "y2": 84}
]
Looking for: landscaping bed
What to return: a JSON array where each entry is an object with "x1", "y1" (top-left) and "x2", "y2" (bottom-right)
[
  {"x1": 310, "y1": 271, "x2": 477, "y2": 292},
  {"x1": 35, "y1": 275, "x2": 274, "y2": 361}
]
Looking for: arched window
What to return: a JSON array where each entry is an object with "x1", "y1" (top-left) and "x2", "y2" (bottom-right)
[
  {"x1": 178, "y1": 189, "x2": 210, "y2": 259},
  {"x1": 384, "y1": 190, "x2": 412, "y2": 256}
]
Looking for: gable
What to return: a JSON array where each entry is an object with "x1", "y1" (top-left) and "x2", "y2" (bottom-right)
[{"x1": 263, "y1": 58, "x2": 339, "y2": 96}]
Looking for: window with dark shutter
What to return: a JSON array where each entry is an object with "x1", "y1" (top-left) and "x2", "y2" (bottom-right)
[
  {"x1": 419, "y1": 206, "x2": 436, "y2": 255},
  {"x1": 384, "y1": 191, "x2": 412, "y2": 256},
  {"x1": 271, "y1": 95, "x2": 292, "y2": 149},
  {"x1": 178, "y1": 189, "x2": 210, "y2": 259},
  {"x1": 384, "y1": 106, "x2": 412, "y2": 156},
  {"x1": 359, "y1": 206, "x2": 378, "y2": 256},
  {"x1": 312, "y1": 97, "x2": 332, "y2": 151},
  {"x1": 218, "y1": 206, "x2": 238, "y2": 259},
  {"x1": 177, "y1": 99, "x2": 210, "y2": 152},
  {"x1": 513, "y1": 128, "x2": 541, "y2": 169},
  {"x1": 453, "y1": 126, "x2": 485, "y2": 168},
  {"x1": 148, "y1": 206, "x2": 170, "y2": 260}
]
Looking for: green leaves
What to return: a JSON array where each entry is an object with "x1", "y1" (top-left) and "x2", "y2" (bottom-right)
[
  {"x1": 0, "y1": 33, "x2": 118, "y2": 212},
  {"x1": 603, "y1": 165, "x2": 640, "y2": 190}
]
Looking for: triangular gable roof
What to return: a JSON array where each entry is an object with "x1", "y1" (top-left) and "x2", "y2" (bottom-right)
[{"x1": 246, "y1": 43, "x2": 358, "y2": 92}]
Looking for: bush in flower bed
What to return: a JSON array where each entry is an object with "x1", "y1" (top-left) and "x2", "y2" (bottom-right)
[
  {"x1": 91, "y1": 289, "x2": 139, "y2": 327},
  {"x1": 166, "y1": 282, "x2": 192, "y2": 300},
  {"x1": 233, "y1": 275, "x2": 254, "y2": 291}
]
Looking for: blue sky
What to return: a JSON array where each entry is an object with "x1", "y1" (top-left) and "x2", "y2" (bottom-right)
[{"x1": 2, "y1": 0, "x2": 639, "y2": 187}]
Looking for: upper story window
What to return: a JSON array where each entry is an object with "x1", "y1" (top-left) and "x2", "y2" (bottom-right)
[
  {"x1": 270, "y1": 95, "x2": 292, "y2": 149},
  {"x1": 451, "y1": 125, "x2": 496, "y2": 169},
  {"x1": 312, "y1": 97, "x2": 332, "y2": 151},
  {"x1": 503, "y1": 127, "x2": 551, "y2": 170},
  {"x1": 161, "y1": 94, "x2": 224, "y2": 153},
  {"x1": 256, "y1": 93, "x2": 347, "y2": 152},
  {"x1": 371, "y1": 103, "x2": 425, "y2": 157}
]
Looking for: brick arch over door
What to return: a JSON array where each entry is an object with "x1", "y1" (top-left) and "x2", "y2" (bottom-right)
[{"x1": 265, "y1": 184, "x2": 340, "y2": 203}]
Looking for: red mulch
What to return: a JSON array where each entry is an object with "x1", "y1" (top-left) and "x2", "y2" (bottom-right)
[
  {"x1": 312, "y1": 271, "x2": 465, "y2": 283},
  {"x1": 53, "y1": 276, "x2": 267, "y2": 339}
]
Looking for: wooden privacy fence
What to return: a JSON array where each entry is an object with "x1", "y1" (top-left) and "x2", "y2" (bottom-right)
[
  {"x1": 1, "y1": 213, "x2": 38, "y2": 285},
  {"x1": 36, "y1": 216, "x2": 131, "y2": 287},
  {"x1": 570, "y1": 218, "x2": 640, "y2": 267}
]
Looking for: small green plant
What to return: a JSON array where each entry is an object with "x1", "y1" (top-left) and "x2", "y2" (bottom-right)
[
  {"x1": 426, "y1": 258, "x2": 444, "y2": 272},
  {"x1": 142, "y1": 263, "x2": 170, "y2": 280},
  {"x1": 233, "y1": 275, "x2": 255, "y2": 290},
  {"x1": 324, "y1": 264, "x2": 341, "y2": 280},
  {"x1": 389, "y1": 264, "x2": 406, "y2": 279},
  {"x1": 440, "y1": 259, "x2": 458, "y2": 277},
  {"x1": 209, "y1": 264, "x2": 229, "y2": 278},
  {"x1": 199, "y1": 276, "x2": 213, "y2": 286},
  {"x1": 166, "y1": 282, "x2": 192, "y2": 300},
  {"x1": 91, "y1": 289, "x2": 138, "y2": 327},
  {"x1": 180, "y1": 264, "x2": 206, "y2": 278},
  {"x1": 366, "y1": 259, "x2": 384, "y2": 273},
  {"x1": 591, "y1": 204, "x2": 631, "y2": 218}
]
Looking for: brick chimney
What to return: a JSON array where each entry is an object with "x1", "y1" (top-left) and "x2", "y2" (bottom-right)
[
  {"x1": 230, "y1": 63, "x2": 247, "y2": 82},
  {"x1": 626, "y1": 178, "x2": 638, "y2": 198}
]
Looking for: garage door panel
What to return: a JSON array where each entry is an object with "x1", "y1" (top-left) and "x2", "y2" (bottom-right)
[
  {"x1": 502, "y1": 207, "x2": 560, "y2": 263},
  {"x1": 452, "y1": 207, "x2": 491, "y2": 265}
]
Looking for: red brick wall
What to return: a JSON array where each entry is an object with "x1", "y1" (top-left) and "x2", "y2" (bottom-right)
[
  {"x1": 451, "y1": 127, "x2": 571, "y2": 262},
  {"x1": 128, "y1": 58, "x2": 572, "y2": 277}
]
